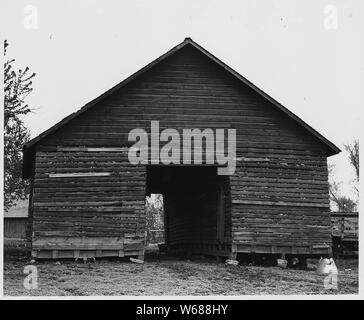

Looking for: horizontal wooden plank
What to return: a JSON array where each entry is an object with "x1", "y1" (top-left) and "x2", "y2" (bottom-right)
[
  {"x1": 232, "y1": 199, "x2": 329, "y2": 208},
  {"x1": 49, "y1": 172, "x2": 111, "y2": 178},
  {"x1": 57, "y1": 147, "x2": 129, "y2": 152}
]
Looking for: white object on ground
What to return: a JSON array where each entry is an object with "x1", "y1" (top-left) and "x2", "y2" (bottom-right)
[
  {"x1": 277, "y1": 259, "x2": 288, "y2": 269},
  {"x1": 130, "y1": 257, "x2": 144, "y2": 264},
  {"x1": 225, "y1": 259, "x2": 239, "y2": 266},
  {"x1": 317, "y1": 257, "x2": 338, "y2": 275}
]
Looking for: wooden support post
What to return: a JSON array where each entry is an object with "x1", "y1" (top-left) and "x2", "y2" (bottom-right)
[
  {"x1": 137, "y1": 250, "x2": 144, "y2": 261},
  {"x1": 74, "y1": 250, "x2": 80, "y2": 262},
  {"x1": 230, "y1": 244, "x2": 238, "y2": 260}
]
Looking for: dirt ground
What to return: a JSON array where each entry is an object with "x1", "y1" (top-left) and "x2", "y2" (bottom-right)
[{"x1": 3, "y1": 249, "x2": 358, "y2": 296}]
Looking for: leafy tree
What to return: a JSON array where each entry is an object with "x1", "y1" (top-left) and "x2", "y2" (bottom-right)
[
  {"x1": 328, "y1": 161, "x2": 358, "y2": 212},
  {"x1": 333, "y1": 196, "x2": 357, "y2": 212},
  {"x1": 4, "y1": 40, "x2": 35, "y2": 211},
  {"x1": 328, "y1": 164, "x2": 343, "y2": 211},
  {"x1": 344, "y1": 139, "x2": 359, "y2": 194},
  {"x1": 145, "y1": 194, "x2": 164, "y2": 243}
]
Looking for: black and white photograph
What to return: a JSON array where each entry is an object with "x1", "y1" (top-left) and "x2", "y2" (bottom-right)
[{"x1": 1, "y1": 0, "x2": 362, "y2": 303}]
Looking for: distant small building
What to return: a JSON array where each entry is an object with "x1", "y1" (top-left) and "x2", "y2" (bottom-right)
[{"x1": 4, "y1": 199, "x2": 28, "y2": 242}]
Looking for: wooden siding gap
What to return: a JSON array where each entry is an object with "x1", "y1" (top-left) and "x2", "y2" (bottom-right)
[{"x1": 232, "y1": 200, "x2": 329, "y2": 208}]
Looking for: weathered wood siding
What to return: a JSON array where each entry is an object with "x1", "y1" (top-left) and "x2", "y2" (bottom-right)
[
  {"x1": 232, "y1": 151, "x2": 331, "y2": 254},
  {"x1": 31, "y1": 44, "x2": 332, "y2": 255},
  {"x1": 31, "y1": 149, "x2": 146, "y2": 258},
  {"x1": 331, "y1": 212, "x2": 358, "y2": 241}
]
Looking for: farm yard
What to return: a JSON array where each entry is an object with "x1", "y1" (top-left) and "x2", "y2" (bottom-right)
[{"x1": 3, "y1": 250, "x2": 358, "y2": 296}]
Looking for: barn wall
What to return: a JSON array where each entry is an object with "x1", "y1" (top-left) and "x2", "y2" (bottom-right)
[
  {"x1": 31, "y1": 149, "x2": 146, "y2": 259},
  {"x1": 31, "y1": 44, "x2": 332, "y2": 256},
  {"x1": 231, "y1": 151, "x2": 331, "y2": 254},
  {"x1": 38, "y1": 46, "x2": 327, "y2": 153}
]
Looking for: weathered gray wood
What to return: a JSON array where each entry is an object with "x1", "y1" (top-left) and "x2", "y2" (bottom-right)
[
  {"x1": 49, "y1": 172, "x2": 111, "y2": 178},
  {"x1": 25, "y1": 42, "x2": 334, "y2": 257},
  {"x1": 232, "y1": 200, "x2": 329, "y2": 208}
]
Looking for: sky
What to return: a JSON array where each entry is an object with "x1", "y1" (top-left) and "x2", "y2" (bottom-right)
[{"x1": 1, "y1": 0, "x2": 362, "y2": 201}]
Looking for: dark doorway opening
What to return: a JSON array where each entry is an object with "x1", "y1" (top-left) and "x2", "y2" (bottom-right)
[{"x1": 146, "y1": 166, "x2": 231, "y2": 257}]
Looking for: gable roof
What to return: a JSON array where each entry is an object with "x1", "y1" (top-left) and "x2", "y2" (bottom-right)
[{"x1": 23, "y1": 37, "x2": 340, "y2": 178}]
